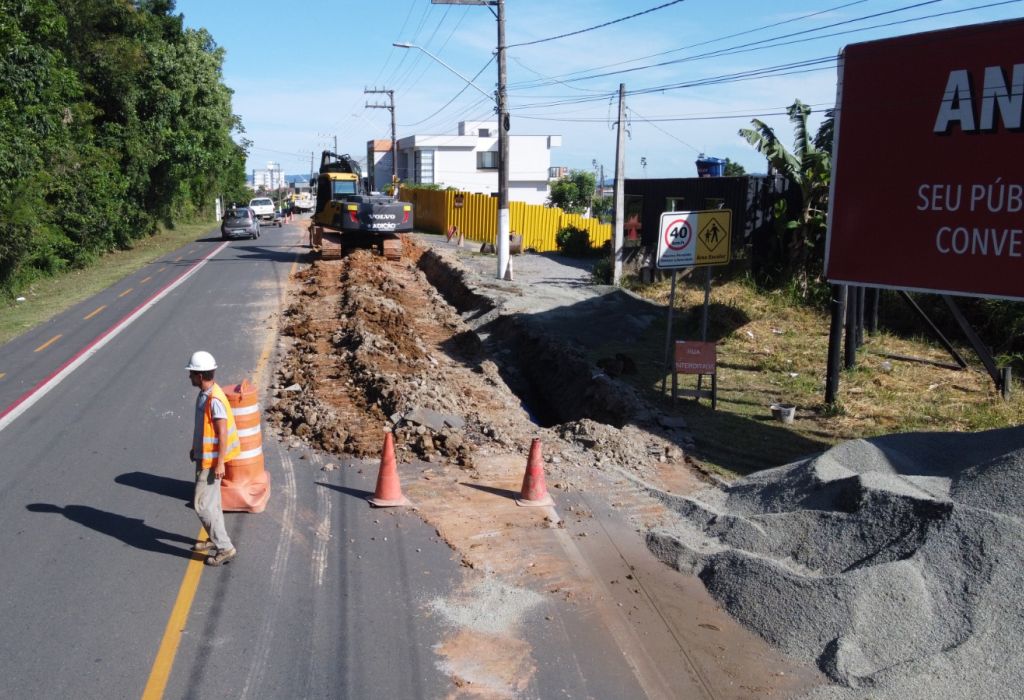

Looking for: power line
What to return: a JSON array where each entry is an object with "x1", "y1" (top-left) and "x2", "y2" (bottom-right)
[
  {"x1": 399, "y1": 57, "x2": 496, "y2": 128},
  {"x1": 507, "y1": 0, "x2": 688, "y2": 48},
  {"x1": 508, "y1": 0, "x2": 871, "y2": 88},
  {"x1": 510, "y1": 0, "x2": 948, "y2": 91},
  {"x1": 628, "y1": 108, "x2": 702, "y2": 154}
]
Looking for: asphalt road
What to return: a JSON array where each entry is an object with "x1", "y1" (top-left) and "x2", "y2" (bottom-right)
[
  {"x1": 0, "y1": 221, "x2": 462, "y2": 698},
  {"x1": 0, "y1": 219, "x2": 657, "y2": 699}
]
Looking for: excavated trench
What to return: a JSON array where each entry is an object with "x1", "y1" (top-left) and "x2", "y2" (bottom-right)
[{"x1": 416, "y1": 249, "x2": 643, "y2": 430}]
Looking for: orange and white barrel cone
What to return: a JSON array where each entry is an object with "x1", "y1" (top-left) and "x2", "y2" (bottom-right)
[
  {"x1": 516, "y1": 438, "x2": 554, "y2": 507},
  {"x1": 222, "y1": 379, "x2": 271, "y2": 513},
  {"x1": 368, "y1": 432, "x2": 412, "y2": 507}
]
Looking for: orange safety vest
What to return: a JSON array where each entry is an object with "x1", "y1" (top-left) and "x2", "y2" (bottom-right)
[{"x1": 200, "y1": 383, "x2": 241, "y2": 469}]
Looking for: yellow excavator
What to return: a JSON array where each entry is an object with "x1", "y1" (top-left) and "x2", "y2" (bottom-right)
[{"x1": 309, "y1": 151, "x2": 413, "y2": 260}]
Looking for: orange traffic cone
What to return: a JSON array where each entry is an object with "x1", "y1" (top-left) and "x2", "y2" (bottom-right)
[
  {"x1": 368, "y1": 432, "x2": 412, "y2": 507},
  {"x1": 516, "y1": 438, "x2": 554, "y2": 507}
]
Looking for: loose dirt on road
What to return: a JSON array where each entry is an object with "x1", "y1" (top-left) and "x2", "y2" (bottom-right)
[{"x1": 267, "y1": 236, "x2": 823, "y2": 698}]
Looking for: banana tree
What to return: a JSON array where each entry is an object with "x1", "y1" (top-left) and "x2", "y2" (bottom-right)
[{"x1": 740, "y1": 100, "x2": 832, "y2": 298}]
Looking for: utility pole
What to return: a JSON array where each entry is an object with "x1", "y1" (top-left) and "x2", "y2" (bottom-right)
[
  {"x1": 612, "y1": 83, "x2": 626, "y2": 286},
  {"x1": 427, "y1": 0, "x2": 507, "y2": 280},
  {"x1": 496, "y1": 0, "x2": 510, "y2": 280},
  {"x1": 365, "y1": 87, "x2": 398, "y2": 190}
]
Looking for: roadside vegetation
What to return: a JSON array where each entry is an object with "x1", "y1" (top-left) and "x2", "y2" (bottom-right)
[
  {"x1": 1, "y1": 1, "x2": 248, "y2": 301},
  {"x1": 609, "y1": 273, "x2": 1024, "y2": 477},
  {"x1": 599, "y1": 100, "x2": 1023, "y2": 477}
]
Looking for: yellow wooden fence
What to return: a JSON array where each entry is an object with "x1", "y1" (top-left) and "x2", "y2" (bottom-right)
[{"x1": 399, "y1": 188, "x2": 610, "y2": 253}]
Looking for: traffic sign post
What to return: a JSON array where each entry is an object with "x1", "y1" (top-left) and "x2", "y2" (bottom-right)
[{"x1": 657, "y1": 209, "x2": 732, "y2": 402}]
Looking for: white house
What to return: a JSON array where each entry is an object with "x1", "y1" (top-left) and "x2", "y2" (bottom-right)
[{"x1": 392, "y1": 120, "x2": 561, "y2": 206}]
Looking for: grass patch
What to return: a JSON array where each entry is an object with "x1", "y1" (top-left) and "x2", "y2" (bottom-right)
[
  {"x1": 0, "y1": 220, "x2": 216, "y2": 345},
  {"x1": 595, "y1": 275, "x2": 1024, "y2": 478}
]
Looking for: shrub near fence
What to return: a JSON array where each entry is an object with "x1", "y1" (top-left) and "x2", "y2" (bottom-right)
[{"x1": 400, "y1": 188, "x2": 610, "y2": 253}]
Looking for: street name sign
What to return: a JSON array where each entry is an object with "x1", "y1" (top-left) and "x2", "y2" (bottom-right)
[
  {"x1": 657, "y1": 210, "x2": 732, "y2": 269},
  {"x1": 825, "y1": 18, "x2": 1024, "y2": 301}
]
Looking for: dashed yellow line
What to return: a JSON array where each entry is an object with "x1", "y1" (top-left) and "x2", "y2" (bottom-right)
[
  {"x1": 140, "y1": 276, "x2": 153, "y2": 284},
  {"x1": 118, "y1": 288, "x2": 133, "y2": 298},
  {"x1": 157, "y1": 267, "x2": 167, "y2": 274},
  {"x1": 0, "y1": 373, "x2": 6, "y2": 381},
  {"x1": 174, "y1": 257, "x2": 182, "y2": 262},
  {"x1": 34, "y1": 335, "x2": 61, "y2": 352},
  {"x1": 84, "y1": 305, "x2": 107, "y2": 320}
]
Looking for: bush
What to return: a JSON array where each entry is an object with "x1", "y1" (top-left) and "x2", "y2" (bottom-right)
[
  {"x1": 554, "y1": 225, "x2": 592, "y2": 257},
  {"x1": 591, "y1": 256, "x2": 612, "y2": 284}
]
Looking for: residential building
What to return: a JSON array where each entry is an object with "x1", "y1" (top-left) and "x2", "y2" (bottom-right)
[
  {"x1": 366, "y1": 140, "x2": 395, "y2": 193},
  {"x1": 393, "y1": 120, "x2": 561, "y2": 205},
  {"x1": 251, "y1": 161, "x2": 286, "y2": 191}
]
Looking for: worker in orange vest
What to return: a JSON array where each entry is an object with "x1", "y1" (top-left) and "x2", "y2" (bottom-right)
[{"x1": 186, "y1": 351, "x2": 241, "y2": 566}]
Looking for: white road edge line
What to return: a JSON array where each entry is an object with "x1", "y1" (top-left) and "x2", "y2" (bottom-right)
[{"x1": 0, "y1": 242, "x2": 229, "y2": 434}]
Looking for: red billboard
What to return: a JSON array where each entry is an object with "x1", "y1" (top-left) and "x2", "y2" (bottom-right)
[{"x1": 825, "y1": 19, "x2": 1024, "y2": 301}]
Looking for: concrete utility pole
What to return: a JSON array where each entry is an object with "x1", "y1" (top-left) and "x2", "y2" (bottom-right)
[
  {"x1": 427, "y1": 0, "x2": 508, "y2": 281},
  {"x1": 612, "y1": 83, "x2": 626, "y2": 286},
  {"x1": 496, "y1": 0, "x2": 510, "y2": 280},
  {"x1": 365, "y1": 87, "x2": 398, "y2": 189}
]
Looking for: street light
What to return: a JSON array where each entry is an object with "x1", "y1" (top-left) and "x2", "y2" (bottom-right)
[
  {"x1": 393, "y1": 8, "x2": 509, "y2": 281},
  {"x1": 392, "y1": 43, "x2": 492, "y2": 101}
]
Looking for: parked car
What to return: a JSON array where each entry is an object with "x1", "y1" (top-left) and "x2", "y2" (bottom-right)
[
  {"x1": 221, "y1": 207, "x2": 261, "y2": 240},
  {"x1": 248, "y1": 197, "x2": 276, "y2": 222}
]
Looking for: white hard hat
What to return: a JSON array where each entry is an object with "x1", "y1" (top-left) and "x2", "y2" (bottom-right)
[{"x1": 185, "y1": 350, "x2": 217, "y2": 372}]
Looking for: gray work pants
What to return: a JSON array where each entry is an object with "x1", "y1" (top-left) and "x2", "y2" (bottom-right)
[{"x1": 194, "y1": 467, "x2": 234, "y2": 551}]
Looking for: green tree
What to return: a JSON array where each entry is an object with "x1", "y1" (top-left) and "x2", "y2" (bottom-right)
[
  {"x1": 740, "y1": 100, "x2": 831, "y2": 298},
  {"x1": 0, "y1": 0, "x2": 247, "y2": 296},
  {"x1": 547, "y1": 169, "x2": 596, "y2": 215},
  {"x1": 590, "y1": 195, "x2": 613, "y2": 223},
  {"x1": 723, "y1": 159, "x2": 746, "y2": 176}
]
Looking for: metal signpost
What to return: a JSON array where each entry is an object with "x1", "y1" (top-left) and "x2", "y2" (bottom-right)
[{"x1": 656, "y1": 209, "x2": 732, "y2": 405}]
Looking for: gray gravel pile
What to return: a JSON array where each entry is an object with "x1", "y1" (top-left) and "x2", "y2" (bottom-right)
[{"x1": 647, "y1": 427, "x2": 1024, "y2": 698}]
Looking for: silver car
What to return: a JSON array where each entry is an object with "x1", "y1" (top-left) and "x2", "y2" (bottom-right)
[{"x1": 221, "y1": 207, "x2": 261, "y2": 240}]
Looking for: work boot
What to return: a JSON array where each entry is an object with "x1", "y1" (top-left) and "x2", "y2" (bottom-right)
[
  {"x1": 191, "y1": 541, "x2": 215, "y2": 553},
  {"x1": 206, "y1": 547, "x2": 237, "y2": 566}
]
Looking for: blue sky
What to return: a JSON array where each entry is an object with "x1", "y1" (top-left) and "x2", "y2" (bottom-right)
[{"x1": 174, "y1": 0, "x2": 1022, "y2": 179}]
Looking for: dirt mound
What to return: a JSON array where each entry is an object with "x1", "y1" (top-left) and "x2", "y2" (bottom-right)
[{"x1": 648, "y1": 427, "x2": 1024, "y2": 696}]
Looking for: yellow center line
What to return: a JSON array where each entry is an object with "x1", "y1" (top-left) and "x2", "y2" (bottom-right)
[
  {"x1": 174, "y1": 257, "x2": 182, "y2": 262},
  {"x1": 140, "y1": 541, "x2": 209, "y2": 700},
  {"x1": 140, "y1": 276, "x2": 153, "y2": 284},
  {"x1": 141, "y1": 248, "x2": 299, "y2": 699},
  {"x1": 158, "y1": 267, "x2": 167, "y2": 274},
  {"x1": 0, "y1": 372, "x2": 6, "y2": 381},
  {"x1": 34, "y1": 335, "x2": 61, "y2": 352},
  {"x1": 118, "y1": 288, "x2": 133, "y2": 298},
  {"x1": 83, "y1": 305, "x2": 107, "y2": 321}
]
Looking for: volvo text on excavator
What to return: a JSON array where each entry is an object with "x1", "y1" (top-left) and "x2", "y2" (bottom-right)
[{"x1": 309, "y1": 151, "x2": 413, "y2": 260}]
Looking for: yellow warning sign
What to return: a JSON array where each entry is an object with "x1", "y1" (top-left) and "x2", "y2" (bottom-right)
[{"x1": 695, "y1": 210, "x2": 731, "y2": 267}]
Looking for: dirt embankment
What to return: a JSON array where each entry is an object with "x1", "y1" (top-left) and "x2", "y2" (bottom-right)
[
  {"x1": 266, "y1": 237, "x2": 820, "y2": 698},
  {"x1": 267, "y1": 239, "x2": 696, "y2": 483}
]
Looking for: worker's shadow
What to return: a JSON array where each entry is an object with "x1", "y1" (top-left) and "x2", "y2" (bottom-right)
[
  {"x1": 26, "y1": 503, "x2": 197, "y2": 560},
  {"x1": 116, "y1": 471, "x2": 194, "y2": 505}
]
